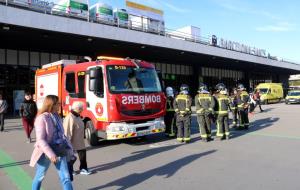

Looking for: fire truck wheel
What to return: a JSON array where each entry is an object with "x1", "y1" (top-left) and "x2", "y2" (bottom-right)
[{"x1": 85, "y1": 121, "x2": 99, "y2": 146}]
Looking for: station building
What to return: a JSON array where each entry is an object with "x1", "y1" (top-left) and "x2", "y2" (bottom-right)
[{"x1": 1, "y1": 3, "x2": 300, "y2": 113}]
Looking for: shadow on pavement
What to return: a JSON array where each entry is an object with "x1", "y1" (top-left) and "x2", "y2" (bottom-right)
[
  {"x1": 86, "y1": 115, "x2": 201, "y2": 150},
  {"x1": 0, "y1": 160, "x2": 29, "y2": 168},
  {"x1": 230, "y1": 117, "x2": 280, "y2": 139},
  {"x1": 86, "y1": 134, "x2": 178, "y2": 151},
  {"x1": 88, "y1": 150, "x2": 217, "y2": 190},
  {"x1": 2, "y1": 126, "x2": 23, "y2": 132},
  {"x1": 89, "y1": 143, "x2": 184, "y2": 173}
]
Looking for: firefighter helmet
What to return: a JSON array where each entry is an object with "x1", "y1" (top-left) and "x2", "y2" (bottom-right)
[
  {"x1": 165, "y1": 86, "x2": 174, "y2": 97},
  {"x1": 180, "y1": 84, "x2": 189, "y2": 94},
  {"x1": 215, "y1": 83, "x2": 226, "y2": 92},
  {"x1": 237, "y1": 83, "x2": 245, "y2": 91},
  {"x1": 198, "y1": 83, "x2": 208, "y2": 93}
]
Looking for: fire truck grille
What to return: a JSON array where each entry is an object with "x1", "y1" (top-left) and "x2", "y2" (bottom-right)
[{"x1": 121, "y1": 109, "x2": 161, "y2": 116}]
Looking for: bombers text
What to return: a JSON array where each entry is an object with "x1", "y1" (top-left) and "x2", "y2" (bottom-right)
[{"x1": 122, "y1": 95, "x2": 161, "y2": 104}]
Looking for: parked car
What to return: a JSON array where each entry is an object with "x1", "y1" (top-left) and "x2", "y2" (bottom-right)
[{"x1": 285, "y1": 90, "x2": 300, "y2": 104}]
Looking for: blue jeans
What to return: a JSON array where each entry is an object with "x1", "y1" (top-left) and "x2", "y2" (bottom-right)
[{"x1": 32, "y1": 154, "x2": 73, "y2": 190}]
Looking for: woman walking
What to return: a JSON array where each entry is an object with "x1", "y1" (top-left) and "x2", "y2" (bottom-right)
[
  {"x1": 20, "y1": 92, "x2": 37, "y2": 143},
  {"x1": 64, "y1": 101, "x2": 91, "y2": 175},
  {"x1": 30, "y1": 95, "x2": 73, "y2": 190}
]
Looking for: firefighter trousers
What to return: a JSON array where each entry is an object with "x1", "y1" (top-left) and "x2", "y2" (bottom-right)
[
  {"x1": 238, "y1": 109, "x2": 249, "y2": 129},
  {"x1": 197, "y1": 114, "x2": 211, "y2": 139},
  {"x1": 176, "y1": 115, "x2": 191, "y2": 142},
  {"x1": 216, "y1": 114, "x2": 230, "y2": 138},
  {"x1": 232, "y1": 108, "x2": 238, "y2": 126},
  {"x1": 164, "y1": 111, "x2": 176, "y2": 137}
]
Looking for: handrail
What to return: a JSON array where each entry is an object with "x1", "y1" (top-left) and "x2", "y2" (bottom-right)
[{"x1": 0, "y1": 0, "x2": 298, "y2": 65}]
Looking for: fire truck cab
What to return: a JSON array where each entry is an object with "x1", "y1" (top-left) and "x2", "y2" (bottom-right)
[{"x1": 35, "y1": 57, "x2": 166, "y2": 146}]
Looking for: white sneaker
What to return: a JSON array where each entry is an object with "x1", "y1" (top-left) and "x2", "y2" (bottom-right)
[{"x1": 80, "y1": 169, "x2": 91, "y2": 175}]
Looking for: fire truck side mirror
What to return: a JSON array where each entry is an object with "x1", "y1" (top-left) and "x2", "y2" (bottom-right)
[
  {"x1": 89, "y1": 79, "x2": 97, "y2": 91},
  {"x1": 89, "y1": 67, "x2": 104, "y2": 97}
]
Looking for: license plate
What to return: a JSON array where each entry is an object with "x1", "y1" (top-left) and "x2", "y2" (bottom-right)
[
  {"x1": 289, "y1": 99, "x2": 295, "y2": 102},
  {"x1": 137, "y1": 130, "x2": 151, "y2": 136}
]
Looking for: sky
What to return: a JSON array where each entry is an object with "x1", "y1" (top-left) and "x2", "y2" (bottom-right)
[{"x1": 90, "y1": 0, "x2": 300, "y2": 63}]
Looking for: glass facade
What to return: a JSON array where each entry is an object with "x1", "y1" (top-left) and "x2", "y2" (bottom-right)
[
  {"x1": 0, "y1": 48, "x2": 82, "y2": 114},
  {"x1": 201, "y1": 67, "x2": 244, "y2": 91},
  {"x1": 153, "y1": 62, "x2": 194, "y2": 93}
]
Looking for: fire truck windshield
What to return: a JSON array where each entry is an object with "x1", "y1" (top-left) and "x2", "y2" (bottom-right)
[{"x1": 107, "y1": 65, "x2": 162, "y2": 93}]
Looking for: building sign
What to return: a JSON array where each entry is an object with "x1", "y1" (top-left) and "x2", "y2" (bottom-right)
[
  {"x1": 212, "y1": 35, "x2": 267, "y2": 57},
  {"x1": 126, "y1": 0, "x2": 164, "y2": 21}
]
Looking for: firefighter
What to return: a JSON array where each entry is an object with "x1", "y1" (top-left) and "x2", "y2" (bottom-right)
[
  {"x1": 195, "y1": 83, "x2": 215, "y2": 142},
  {"x1": 164, "y1": 86, "x2": 176, "y2": 137},
  {"x1": 230, "y1": 88, "x2": 238, "y2": 128},
  {"x1": 174, "y1": 84, "x2": 192, "y2": 143},
  {"x1": 215, "y1": 83, "x2": 231, "y2": 140},
  {"x1": 236, "y1": 84, "x2": 250, "y2": 130}
]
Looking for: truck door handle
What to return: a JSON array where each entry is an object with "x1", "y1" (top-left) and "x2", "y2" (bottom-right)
[{"x1": 86, "y1": 102, "x2": 90, "y2": 108}]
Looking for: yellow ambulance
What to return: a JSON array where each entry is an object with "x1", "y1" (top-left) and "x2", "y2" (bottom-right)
[{"x1": 255, "y1": 83, "x2": 283, "y2": 104}]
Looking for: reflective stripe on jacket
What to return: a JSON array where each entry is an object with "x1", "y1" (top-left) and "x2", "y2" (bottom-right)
[
  {"x1": 174, "y1": 94, "x2": 192, "y2": 114},
  {"x1": 195, "y1": 93, "x2": 215, "y2": 115},
  {"x1": 237, "y1": 91, "x2": 250, "y2": 108},
  {"x1": 215, "y1": 94, "x2": 230, "y2": 115}
]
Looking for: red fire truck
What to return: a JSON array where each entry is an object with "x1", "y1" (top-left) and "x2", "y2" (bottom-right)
[{"x1": 35, "y1": 56, "x2": 166, "y2": 145}]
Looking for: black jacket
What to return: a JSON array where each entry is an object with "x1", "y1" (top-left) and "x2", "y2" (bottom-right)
[{"x1": 20, "y1": 100, "x2": 37, "y2": 120}]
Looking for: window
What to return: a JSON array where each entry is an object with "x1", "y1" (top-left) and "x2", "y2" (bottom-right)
[
  {"x1": 61, "y1": 54, "x2": 69, "y2": 59},
  {"x1": 161, "y1": 63, "x2": 166, "y2": 74},
  {"x1": 78, "y1": 71, "x2": 86, "y2": 98},
  {"x1": 107, "y1": 66, "x2": 161, "y2": 93},
  {"x1": 70, "y1": 55, "x2": 77, "y2": 60},
  {"x1": 188, "y1": 66, "x2": 193, "y2": 75},
  {"x1": 30, "y1": 52, "x2": 40, "y2": 66},
  {"x1": 171, "y1": 64, "x2": 176, "y2": 74},
  {"x1": 166, "y1": 64, "x2": 171, "y2": 73},
  {"x1": 41, "y1": 52, "x2": 50, "y2": 66},
  {"x1": 176, "y1": 65, "x2": 181, "y2": 75},
  {"x1": 0, "y1": 49, "x2": 5, "y2": 65},
  {"x1": 51, "y1": 53, "x2": 60, "y2": 62},
  {"x1": 65, "y1": 72, "x2": 76, "y2": 97},
  {"x1": 89, "y1": 67, "x2": 104, "y2": 97},
  {"x1": 19, "y1": 51, "x2": 29, "y2": 66},
  {"x1": 182, "y1": 65, "x2": 187, "y2": 75},
  {"x1": 202, "y1": 67, "x2": 207, "y2": 76},
  {"x1": 7, "y1": 50, "x2": 17, "y2": 65}
]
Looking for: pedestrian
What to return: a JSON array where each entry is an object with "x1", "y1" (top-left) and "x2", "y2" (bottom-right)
[
  {"x1": 19, "y1": 92, "x2": 37, "y2": 143},
  {"x1": 248, "y1": 92, "x2": 256, "y2": 114},
  {"x1": 0, "y1": 93, "x2": 8, "y2": 132},
  {"x1": 253, "y1": 89, "x2": 264, "y2": 112},
  {"x1": 174, "y1": 84, "x2": 192, "y2": 143},
  {"x1": 63, "y1": 101, "x2": 92, "y2": 176},
  {"x1": 164, "y1": 87, "x2": 177, "y2": 137},
  {"x1": 214, "y1": 84, "x2": 231, "y2": 140},
  {"x1": 195, "y1": 83, "x2": 215, "y2": 142},
  {"x1": 236, "y1": 84, "x2": 250, "y2": 130},
  {"x1": 30, "y1": 95, "x2": 73, "y2": 190}
]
